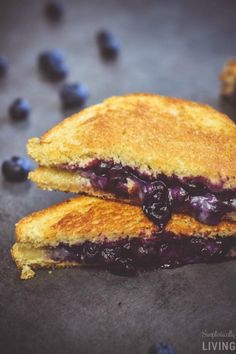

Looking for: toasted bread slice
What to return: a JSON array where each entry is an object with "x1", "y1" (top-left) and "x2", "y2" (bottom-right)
[
  {"x1": 29, "y1": 166, "x2": 132, "y2": 202},
  {"x1": 12, "y1": 196, "x2": 236, "y2": 279},
  {"x1": 11, "y1": 244, "x2": 78, "y2": 279},
  {"x1": 14, "y1": 196, "x2": 157, "y2": 247},
  {"x1": 28, "y1": 93, "x2": 236, "y2": 188}
]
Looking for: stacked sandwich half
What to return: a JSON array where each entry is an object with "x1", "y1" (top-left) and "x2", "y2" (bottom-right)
[{"x1": 11, "y1": 94, "x2": 236, "y2": 279}]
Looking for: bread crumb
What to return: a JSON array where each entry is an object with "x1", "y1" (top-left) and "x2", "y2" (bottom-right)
[
  {"x1": 20, "y1": 265, "x2": 35, "y2": 280},
  {"x1": 48, "y1": 270, "x2": 52, "y2": 274}
]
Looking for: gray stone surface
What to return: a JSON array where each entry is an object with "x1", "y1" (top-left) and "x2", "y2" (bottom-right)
[{"x1": 0, "y1": 1, "x2": 235, "y2": 353}]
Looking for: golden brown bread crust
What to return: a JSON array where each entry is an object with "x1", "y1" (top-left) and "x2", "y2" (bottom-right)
[
  {"x1": 15, "y1": 196, "x2": 157, "y2": 247},
  {"x1": 29, "y1": 166, "x2": 133, "y2": 203},
  {"x1": 11, "y1": 243, "x2": 80, "y2": 279},
  {"x1": 28, "y1": 93, "x2": 236, "y2": 189},
  {"x1": 11, "y1": 243, "x2": 79, "y2": 270},
  {"x1": 15, "y1": 196, "x2": 236, "y2": 250}
]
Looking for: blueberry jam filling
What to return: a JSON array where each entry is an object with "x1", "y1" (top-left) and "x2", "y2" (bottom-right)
[
  {"x1": 142, "y1": 181, "x2": 171, "y2": 229},
  {"x1": 60, "y1": 160, "x2": 236, "y2": 228},
  {"x1": 48, "y1": 234, "x2": 236, "y2": 276}
]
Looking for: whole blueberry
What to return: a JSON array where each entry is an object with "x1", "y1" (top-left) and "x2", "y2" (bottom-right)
[
  {"x1": 44, "y1": 1, "x2": 64, "y2": 21},
  {"x1": 100, "y1": 40, "x2": 120, "y2": 60},
  {"x1": 38, "y1": 50, "x2": 68, "y2": 81},
  {"x1": 60, "y1": 82, "x2": 89, "y2": 109},
  {"x1": 148, "y1": 343, "x2": 176, "y2": 354},
  {"x1": 2, "y1": 156, "x2": 31, "y2": 182},
  {"x1": 0, "y1": 56, "x2": 8, "y2": 77},
  {"x1": 9, "y1": 98, "x2": 31, "y2": 121},
  {"x1": 142, "y1": 181, "x2": 171, "y2": 229},
  {"x1": 96, "y1": 30, "x2": 115, "y2": 45},
  {"x1": 143, "y1": 181, "x2": 167, "y2": 198},
  {"x1": 96, "y1": 30, "x2": 120, "y2": 60}
]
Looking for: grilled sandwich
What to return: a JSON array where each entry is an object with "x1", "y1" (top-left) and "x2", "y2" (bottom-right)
[
  {"x1": 12, "y1": 196, "x2": 236, "y2": 279},
  {"x1": 27, "y1": 94, "x2": 236, "y2": 229}
]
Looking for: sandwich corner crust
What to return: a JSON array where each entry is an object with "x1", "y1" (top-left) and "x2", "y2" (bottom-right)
[
  {"x1": 27, "y1": 93, "x2": 236, "y2": 189},
  {"x1": 11, "y1": 243, "x2": 79, "y2": 279},
  {"x1": 29, "y1": 166, "x2": 132, "y2": 202}
]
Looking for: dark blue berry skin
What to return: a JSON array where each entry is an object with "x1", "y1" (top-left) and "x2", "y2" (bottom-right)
[
  {"x1": 100, "y1": 41, "x2": 120, "y2": 60},
  {"x1": 60, "y1": 83, "x2": 89, "y2": 109},
  {"x1": 38, "y1": 50, "x2": 68, "y2": 81},
  {"x1": 45, "y1": 1, "x2": 64, "y2": 21},
  {"x1": 96, "y1": 30, "x2": 115, "y2": 45},
  {"x1": 9, "y1": 98, "x2": 31, "y2": 121},
  {"x1": 142, "y1": 181, "x2": 171, "y2": 229},
  {"x1": 2, "y1": 156, "x2": 31, "y2": 182},
  {"x1": 148, "y1": 343, "x2": 176, "y2": 354},
  {"x1": 0, "y1": 56, "x2": 8, "y2": 77},
  {"x1": 96, "y1": 30, "x2": 120, "y2": 60}
]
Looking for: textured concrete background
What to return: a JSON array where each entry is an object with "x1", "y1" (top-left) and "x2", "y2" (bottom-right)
[{"x1": 0, "y1": 1, "x2": 236, "y2": 353}]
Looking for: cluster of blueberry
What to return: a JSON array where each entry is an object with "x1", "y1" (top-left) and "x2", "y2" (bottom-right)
[
  {"x1": 50, "y1": 233, "x2": 232, "y2": 278},
  {"x1": 1, "y1": 1, "x2": 120, "y2": 183},
  {"x1": 66, "y1": 159, "x2": 236, "y2": 228}
]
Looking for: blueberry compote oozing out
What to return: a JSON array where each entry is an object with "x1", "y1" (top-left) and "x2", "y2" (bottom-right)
[
  {"x1": 61, "y1": 159, "x2": 236, "y2": 228},
  {"x1": 48, "y1": 235, "x2": 236, "y2": 276}
]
